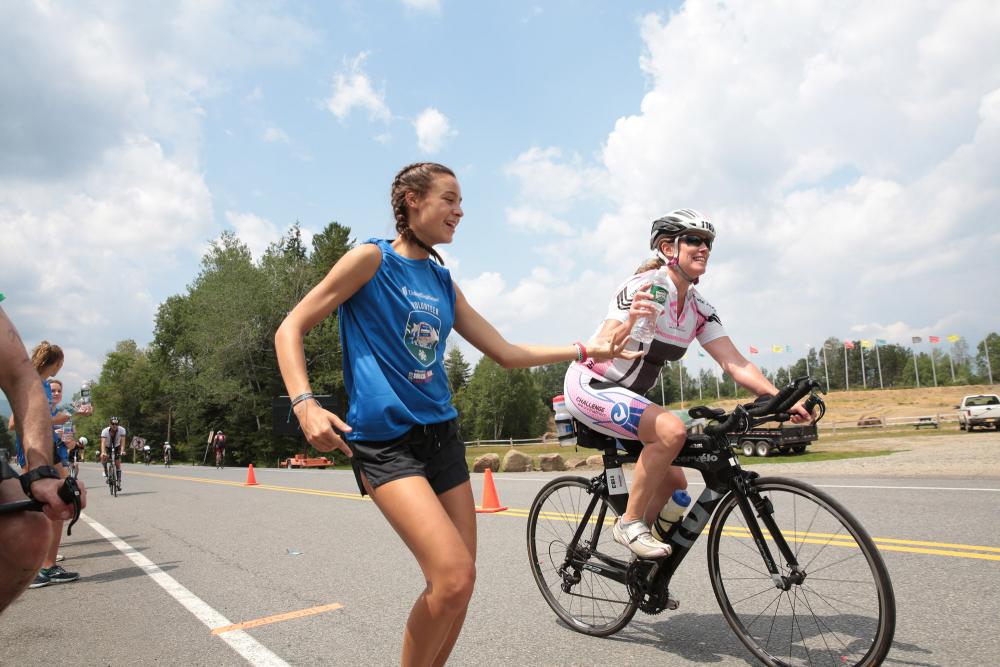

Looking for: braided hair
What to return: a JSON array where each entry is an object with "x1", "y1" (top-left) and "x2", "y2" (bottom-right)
[
  {"x1": 390, "y1": 162, "x2": 455, "y2": 265},
  {"x1": 29, "y1": 340, "x2": 64, "y2": 373}
]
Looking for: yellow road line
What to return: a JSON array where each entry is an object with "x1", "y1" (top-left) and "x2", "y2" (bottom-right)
[
  {"x1": 128, "y1": 471, "x2": 1000, "y2": 561},
  {"x1": 212, "y1": 603, "x2": 343, "y2": 635}
]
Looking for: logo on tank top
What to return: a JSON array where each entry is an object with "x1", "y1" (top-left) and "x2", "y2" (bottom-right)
[
  {"x1": 610, "y1": 402, "x2": 630, "y2": 426},
  {"x1": 403, "y1": 311, "x2": 441, "y2": 367}
]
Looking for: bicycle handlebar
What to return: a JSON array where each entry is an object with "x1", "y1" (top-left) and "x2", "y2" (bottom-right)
[{"x1": 703, "y1": 376, "x2": 823, "y2": 437}]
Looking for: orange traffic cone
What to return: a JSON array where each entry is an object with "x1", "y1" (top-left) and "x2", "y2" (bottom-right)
[
  {"x1": 475, "y1": 468, "x2": 507, "y2": 513},
  {"x1": 245, "y1": 464, "x2": 258, "y2": 486}
]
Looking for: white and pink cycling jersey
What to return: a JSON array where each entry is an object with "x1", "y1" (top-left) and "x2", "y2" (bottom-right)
[{"x1": 564, "y1": 269, "x2": 727, "y2": 439}]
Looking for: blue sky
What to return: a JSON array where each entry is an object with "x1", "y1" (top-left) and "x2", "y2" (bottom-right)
[{"x1": 2, "y1": 0, "x2": 1000, "y2": 401}]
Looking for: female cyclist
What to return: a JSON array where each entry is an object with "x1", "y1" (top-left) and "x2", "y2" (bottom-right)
[
  {"x1": 275, "y1": 162, "x2": 637, "y2": 666},
  {"x1": 564, "y1": 208, "x2": 810, "y2": 560}
]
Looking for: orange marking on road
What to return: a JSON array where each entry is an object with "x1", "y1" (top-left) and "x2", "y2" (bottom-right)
[{"x1": 211, "y1": 603, "x2": 344, "y2": 635}]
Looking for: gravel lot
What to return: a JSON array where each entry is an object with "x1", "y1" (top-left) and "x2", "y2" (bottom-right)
[{"x1": 743, "y1": 429, "x2": 1000, "y2": 479}]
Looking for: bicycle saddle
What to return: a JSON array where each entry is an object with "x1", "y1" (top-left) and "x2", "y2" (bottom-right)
[{"x1": 688, "y1": 406, "x2": 725, "y2": 420}]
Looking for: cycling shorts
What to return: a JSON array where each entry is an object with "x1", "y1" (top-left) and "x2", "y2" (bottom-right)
[
  {"x1": 564, "y1": 362, "x2": 653, "y2": 440},
  {"x1": 348, "y1": 419, "x2": 469, "y2": 497}
]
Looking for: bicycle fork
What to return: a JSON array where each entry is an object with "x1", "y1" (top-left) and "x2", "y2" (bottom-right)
[{"x1": 733, "y1": 481, "x2": 805, "y2": 590}]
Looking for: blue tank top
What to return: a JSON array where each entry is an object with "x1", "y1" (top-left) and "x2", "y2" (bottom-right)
[{"x1": 339, "y1": 239, "x2": 458, "y2": 441}]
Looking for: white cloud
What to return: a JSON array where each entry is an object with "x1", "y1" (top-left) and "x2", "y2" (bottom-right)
[
  {"x1": 0, "y1": 1, "x2": 317, "y2": 390},
  {"x1": 324, "y1": 52, "x2": 391, "y2": 123},
  {"x1": 505, "y1": 206, "x2": 573, "y2": 235},
  {"x1": 401, "y1": 0, "x2": 441, "y2": 12},
  {"x1": 263, "y1": 126, "x2": 290, "y2": 143},
  {"x1": 499, "y1": 1, "x2": 1000, "y2": 367},
  {"x1": 414, "y1": 107, "x2": 456, "y2": 153},
  {"x1": 225, "y1": 211, "x2": 280, "y2": 259}
]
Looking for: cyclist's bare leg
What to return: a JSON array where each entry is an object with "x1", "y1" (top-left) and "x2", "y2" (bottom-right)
[
  {"x1": 364, "y1": 474, "x2": 476, "y2": 667},
  {"x1": 641, "y1": 465, "x2": 688, "y2": 527},
  {"x1": 624, "y1": 405, "x2": 687, "y2": 523},
  {"x1": 40, "y1": 464, "x2": 69, "y2": 569},
  {"x1": 0, "y1": 479, "x2": 50, "y2": 613}
]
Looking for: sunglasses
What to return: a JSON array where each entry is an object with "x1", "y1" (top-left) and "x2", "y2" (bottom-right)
[{"x1": 680, "y1": 235, "x2": 713, "y2": 250}]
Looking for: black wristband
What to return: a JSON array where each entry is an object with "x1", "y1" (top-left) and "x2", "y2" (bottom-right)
[{"x1": 19, "y1": 465, "x2": 61, "y2": 500}]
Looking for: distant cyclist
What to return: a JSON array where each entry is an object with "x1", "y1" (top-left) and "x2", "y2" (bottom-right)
[
  {"x1": 142, "y1": 443, "x2": 151, "y2": 465},
  {"x1": 213, "y1": 430, "x2": 226, "y2": 469},
  {"x1": 163, "y1": 441, "x2": 172, "y2": 467},
  {"x1": 69, "y1": 436, "x2": 87, "y2": 478},
  {"x1": 100, "y1": 417, "x2": 127, "y2": 491}
]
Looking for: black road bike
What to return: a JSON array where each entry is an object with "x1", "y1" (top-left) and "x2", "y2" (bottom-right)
[
  {"x1": 527, "y1": 377, "x2": 895, "y2": 667},
  {"x1": 105, "y1": 450, "x2": 119, "y2": 497}
]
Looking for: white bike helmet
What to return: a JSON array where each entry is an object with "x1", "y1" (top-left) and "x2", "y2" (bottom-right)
[
  {"x1": 78, "y1": 436, "x2": 88, "y2": 446},
  {"x1": 649, "y1": 208, "x2": 716, "y2": 250}
]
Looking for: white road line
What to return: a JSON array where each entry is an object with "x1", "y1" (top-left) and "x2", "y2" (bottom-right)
[{"x1": 82, "y1": 514, "x2": 290, "y2": 667}]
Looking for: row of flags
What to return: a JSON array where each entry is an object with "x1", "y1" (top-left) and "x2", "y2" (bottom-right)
[{"x1": 747, "y1": 335, "x2": 962, "y2": 355}]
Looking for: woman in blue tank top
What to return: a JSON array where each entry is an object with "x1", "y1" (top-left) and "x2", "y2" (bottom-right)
[{"x1": 275, "y1": 162, "x2": 638, "y2": 666}]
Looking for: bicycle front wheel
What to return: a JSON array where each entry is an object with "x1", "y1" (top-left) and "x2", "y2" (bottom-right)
[
  {"x1": 527, "y1": 476, "x2": 638, "y2": 637},
  {"x1": 707, "y1": 477, "x2": 895, "y2": 667}
]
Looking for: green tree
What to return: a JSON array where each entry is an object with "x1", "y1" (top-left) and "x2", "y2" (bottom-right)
[
  {"x1": 444, "y1": 346, "x2": 472, "y2": 394},
  {"x1": 460, "y1": 358, "x2": 546, "y2": 440},
  {"x1": 975, "y1": 332, "x2": 999, "y2": 384}
]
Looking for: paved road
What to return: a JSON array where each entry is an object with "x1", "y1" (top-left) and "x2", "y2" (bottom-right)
[{"x1": 2, "y1": 462, "x2": 998, "y2": 666}]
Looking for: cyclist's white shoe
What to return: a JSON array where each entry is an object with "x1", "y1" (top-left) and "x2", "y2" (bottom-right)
[{"x1": 613, "y1": 518, "x2": 671, "y2": 559}]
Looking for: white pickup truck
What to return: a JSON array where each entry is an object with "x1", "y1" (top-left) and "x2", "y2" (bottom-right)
[{"x1": 956, "y1": 394, "x2": 1000, "y2": 431}]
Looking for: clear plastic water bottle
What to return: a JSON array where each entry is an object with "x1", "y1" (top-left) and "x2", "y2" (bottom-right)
[
  {"x1": 652, "y1": 489, "x2": 691, "y2": 541},
  {"x1": 80, "y1": 381, "x2": 92, "y2": 408},
  {"x1": 552, "y1": 394, "x2": 576, "y2": 446},
  {"x1": 630, "y1": 268, "x2": 670, "y2": 344}
]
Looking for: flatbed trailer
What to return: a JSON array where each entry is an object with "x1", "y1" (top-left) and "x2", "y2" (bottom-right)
[{"x1": 729, "y1": 423, "x2": 818, "y2": 457}]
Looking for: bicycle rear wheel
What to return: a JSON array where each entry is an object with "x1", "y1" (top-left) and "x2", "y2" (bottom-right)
[
  {"x1": 108, "y1": 464, "x2": 117, "y2": 497},
  {"x1": 527, "y1": 476, "x2": 638, "y2": 637},
  {"x1": 707, "y1": 477, "x2": 895, "y2": 667}
]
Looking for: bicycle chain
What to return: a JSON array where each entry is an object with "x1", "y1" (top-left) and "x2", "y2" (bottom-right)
[{"x1": 625, "y1": 560, "x2": 672, "y2": 615}]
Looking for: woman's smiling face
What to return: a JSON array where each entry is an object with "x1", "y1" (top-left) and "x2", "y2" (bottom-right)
[{"x1": 407, "y1": 174, "x2": 463, "y2": 246}]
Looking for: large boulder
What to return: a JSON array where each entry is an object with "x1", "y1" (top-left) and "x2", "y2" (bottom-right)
[
  {"x1": 538, "y1": 453, "x2": 566, "y2": 472},
  {"x1": 472, "y1": 453, "x2": 501, "y2": 472},
  {"x1": 586, "y1": 455, "x2": 604, "y2": 467},
  {"x1": 565, "y1": 458, "x2": 589, "y2": 469},
  {"x1": 501, "y1": 449, "x2": 532, "y2": 472}
]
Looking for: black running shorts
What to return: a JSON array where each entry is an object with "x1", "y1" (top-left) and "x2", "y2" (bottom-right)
[{"x1": 348, "y1": 419, "x2": 469, "y2": 496}]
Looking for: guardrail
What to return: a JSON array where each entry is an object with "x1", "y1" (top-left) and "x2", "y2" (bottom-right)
[{"x1": 819, "y1": 414, "x2": 959, "y2": 433}]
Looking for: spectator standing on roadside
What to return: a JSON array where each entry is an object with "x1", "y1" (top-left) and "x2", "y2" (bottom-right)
[{"x1": 0, "y1": 297, "x2": 85, "y2": 611}]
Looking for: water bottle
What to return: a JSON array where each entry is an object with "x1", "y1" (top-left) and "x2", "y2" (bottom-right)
[
  {"x1": 552, "y1": 394, "x2": 576, "y2": 446},
  {"x1": 80, "y1": 381, "x2": 92, "y2": 408},
  {"x1": 652, "y1": 489, "x2": 691, "y2": 541},
  {"x1": 630, "y1": 268, "x2": 670, "y2": 344}
]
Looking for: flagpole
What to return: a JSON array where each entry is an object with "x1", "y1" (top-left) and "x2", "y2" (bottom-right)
[
  {"x1": 843, "y1": 343, "x2": 850, "y2": 391},
  {"x1": 948, "y1": 350, "x2": 956, "y2": 383},
  {"x1": 911, "y1": 345, "x2": 921, "y2": 387},
  {"x1": 679, "y1": 359, "x2": 685, "y2": 409},
  {"x1": 860, "y1": 345, "x2": 867, "y2": 389},
  {"x1": 875, "y1": 341, "x2": 884, "y2": 389},
  {"x1": 698, "y1": 372, "x2": 703, "y2": 400},
  {"x1": 660, "y1": 367, "x2": 665, "y2": 406},
  {"x1": 715, "y1": 373, "x2": 721, "y2": 399},
  {"x1": 822, "y1": 345, "x2": 831, "y2": 393},
  {"x1": 930, "y1": 347, "x2": 938, "y2": 387},
  {"x1": 985, "y1": 338, "x2": 995, "y2": 385},
  {"x1": 732, "y1": 374, "x2": 737, "y2": 397},
  {"x1": 805, "y1": 348, "x2": 811, "y2": 377}
]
